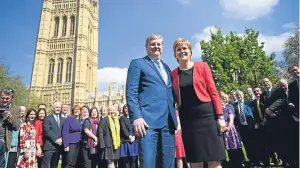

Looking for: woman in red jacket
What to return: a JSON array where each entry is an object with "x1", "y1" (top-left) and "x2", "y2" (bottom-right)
[
  {"x1": 34, "y1": 108, "x2": 47, "y2": 168},
  {"x1": 171, "y1": 38, "x2": 226, "y2": 168}
]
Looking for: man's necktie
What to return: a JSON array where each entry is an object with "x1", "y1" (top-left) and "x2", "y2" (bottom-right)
[
  {"x1": 56, "y1": 115, "x2": 60, "y2": 128},
  {"x1": 257, "y1": 99, "x2": 262, "y2": 120},
  {"x1": 154, "y1": 60, "x2": 168, "y2": 85},
  {"x1": 239, "y1": 102, "x2": 246, "y2": 122},
  {"x1": 266, "y1": 90, "x2": 270, "y2": 97}
]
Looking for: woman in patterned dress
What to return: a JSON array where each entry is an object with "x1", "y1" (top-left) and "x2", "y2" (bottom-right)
[
  {"x1": 220, "y1": 94, "x2": 244, "y2": 168},
  {"x1": 17, "y1": 108, "x2": 37, "y2": 168}
]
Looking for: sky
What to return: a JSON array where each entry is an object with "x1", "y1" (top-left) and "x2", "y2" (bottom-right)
[{"x1": 0, "y1": 0, "x2": 298, "y2": 93}]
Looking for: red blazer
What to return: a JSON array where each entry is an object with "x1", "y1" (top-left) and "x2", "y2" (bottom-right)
[
  {"x1": 171, "y1": 62, "x2": 223, "y2": 115},
  {"x1": 34, "y1": 120, "x2": 44, "y2": 147}
]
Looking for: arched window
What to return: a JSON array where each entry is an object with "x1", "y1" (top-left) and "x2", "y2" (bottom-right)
[
  {"x1": 48, "y1": 59, "x2": 55, "y2": 84},
  {"x1": 66, "y1": 58, "x2": 72, "y2": 83},
  {"x1": 70, "y1": 15, "x2": 75, "y2": 35},
  {"x1": 57, "y1": 58, "x2": 63, "y2": 83},
  {"x1": 54, "y1": 17, "x2": 60, "y2": 37},
  {"x1": 62, "y1": 16, "x2": 67, "y2": 37}
]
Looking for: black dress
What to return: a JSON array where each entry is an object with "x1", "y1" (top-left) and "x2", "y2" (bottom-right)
[{"x1": 178, "y1": 66, "x2": 225, "y2": 162}]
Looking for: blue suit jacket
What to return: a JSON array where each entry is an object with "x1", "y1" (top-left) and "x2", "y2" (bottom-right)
[
  {"x1": 126, "y1": 56, "x2": 177, "y2": 129},
  {"x1": 233, "y1": 101, "x2": 254, "y2": 129}
]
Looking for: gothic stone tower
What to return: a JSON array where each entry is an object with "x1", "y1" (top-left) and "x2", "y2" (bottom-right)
[{"x1": 30, "y1": 0, "x2": 98, "y2": 106}]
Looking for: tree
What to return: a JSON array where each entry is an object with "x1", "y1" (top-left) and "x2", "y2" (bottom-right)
[
  {"x1": 27, "y1": 91, "x2": 48, "y2": 111},
  {"x1": 200, "y1": 28, "x2": 278, "y2": 94},
  {"x1": 283, "y1": 30, "x2": 299, "y2": 67},
  {"x1": 0, "y1": 63, "x2": 45, "y2": 108}
]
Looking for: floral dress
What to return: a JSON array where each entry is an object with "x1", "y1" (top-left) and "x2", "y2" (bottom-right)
[{"x1": 17, "y1": 123, "x2": 37, "y2": 168}]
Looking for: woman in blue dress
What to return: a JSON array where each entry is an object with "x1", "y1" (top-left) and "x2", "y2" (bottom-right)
[{"x1": 119, "y1": 104, "x2": 138, "y2": 168}]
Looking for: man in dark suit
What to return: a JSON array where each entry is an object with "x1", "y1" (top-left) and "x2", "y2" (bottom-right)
[
  {"x1": 126, "y1": 34, "x2": 177, "y2": 168},
  {"x1": 251, "y1": 87, "x2": 270, "y2": 167},
  {"x1": 233, "y1": 90, "x2": 255, "y2": 167},
  {"x1": 41, "y1": 101, "x2": 64, "y2": 168},
  {"x1": 260, "y1": 78, "x2": 286, "y2": 165},
  {"x1": 286, "y1": 65, "x2": 299, "y2": 167}
]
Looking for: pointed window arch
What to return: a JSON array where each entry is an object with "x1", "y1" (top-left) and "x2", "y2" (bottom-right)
[
  {"x1": 70, "y1": 15, "x2": 75, "y2": 36},
  {"x1": 48, "y1": 59, "x2": 55, "y2": 84},
  {"x1": 57, "y1": 58, "x2": 63, "y2": 83},
  {"x1": 66, "y1": 58, "x2": 72, "y2": 83},
  {"x1": 62, "y1": 16, "x2": 67, "y2": 37},
  {"x1": 54, "y1": 16, "x2": 60, "y2": 37}
]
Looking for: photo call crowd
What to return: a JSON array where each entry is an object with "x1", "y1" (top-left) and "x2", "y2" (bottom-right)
[{"x1": 0, "y1": 34, "x2": 299, "y2": 168}]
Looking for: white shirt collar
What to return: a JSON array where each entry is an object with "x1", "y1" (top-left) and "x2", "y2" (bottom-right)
[{"x1": 148, "y1": 55, "x2": 161, "y2": 63}]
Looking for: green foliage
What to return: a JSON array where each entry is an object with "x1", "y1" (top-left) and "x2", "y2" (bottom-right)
[
  {"x1": 27, "y1": 91, "x2": 48, "y2": 111},
  {"x1": 200, "y1": 28, "x2": 278, "y2": 93},
  {"x1": 0, "y1": 63, "x2": 46, "y2": 108},
  {"x1": 283, "y1": 30, "x2": 299, "y2": 67},
  {"x1": 0, "y1": 64, "x2": 29, "y2": 106}
]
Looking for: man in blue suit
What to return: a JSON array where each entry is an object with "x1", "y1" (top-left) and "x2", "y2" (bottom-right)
[
  {"x1": 126, "y1": 34, "x2": 177, "y2": 168},
  {"x1": 234, "y1": 90, "x2": 255, "y2": 167}
]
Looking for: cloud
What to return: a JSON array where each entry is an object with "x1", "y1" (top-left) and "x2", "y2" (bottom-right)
[
  {"x1": 282, "y1": 22, "x2": 298, "y2": 30},
  {"x1": 219, "y1": 0, "x2": 279, "y2": 20},
  {"x1": 97, "y1": 67, "x2": 128, "y2": 93},
  {"x1": 258, "y1": 31, "x2": 293, "y2": 56},
  {"x1": 191, "y1": 25, "x2": 292, "y2": 60},
  {"x1": 177, "y1": 0, "x2": 191, "y2": 6},
  {"x1": 191, "y1": 25, "x2": 218, "y2": 58}
]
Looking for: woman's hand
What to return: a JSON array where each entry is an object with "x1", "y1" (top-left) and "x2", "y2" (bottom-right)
[
  {"x1": 217, "y1": 119, "x2": 227, "y2": 133},
  {"x1": 228, "y1": 123, "x2": 233, "y2": 130},
  {"x1": 24, "y1": 153, "x2": 30, "y2": 159},
  {"x1": 36, "y1": 148, "x2": 42, "y2": 157},
  {"x1": 64, "y1": 146, "x2": 69, "y2": 152}
]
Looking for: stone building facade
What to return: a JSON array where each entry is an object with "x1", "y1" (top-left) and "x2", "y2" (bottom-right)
[{"x1": 30, "y1": 0, "x2": 98, "y2": 106}]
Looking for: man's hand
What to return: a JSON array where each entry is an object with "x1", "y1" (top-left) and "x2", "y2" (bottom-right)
[
  {"x1": 64, "y1": 146, "x2": 69, "y2": 152},
  {"x1": 3, "y1": 111, "x2": 11, "y2": 119},
  {"x1": 133, "y1": 118, "x2": 149, "y2": 137},
  {"x1": 254, "y1": 123, "x2": 260, "y2": 129},
  {"x1": 55, "y1": 138, "x2": 62, "y2": 145},
  {"x1": 265, "y1": 108, "x2": 273, "y2": 116},
  {"x1": 288, "y1": 103, "x2": 295, "y2": 108}
]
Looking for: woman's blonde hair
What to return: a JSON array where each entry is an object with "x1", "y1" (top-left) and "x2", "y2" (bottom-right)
[
  {"x1": 172, "y1": 38, "x2": 192, "y2": 61},
  {"x1": 221, "y1": 94, "x2": 229, "y2": 103}
]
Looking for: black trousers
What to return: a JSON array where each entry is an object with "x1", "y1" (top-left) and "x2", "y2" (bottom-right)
[
  {"x1": 81, "y1": 147, "x2": 99, "y2": 168},
  {"x1": 280, "y1": 116, "x2": 299, "y2": 167},
  {"x1": 64, "y1": 143, "x2": 80, "y2": 168},
  {"x1": 37, "y1": 157, "x2": 43, "y2": 168},
  {"x1": 238, "y1": 125, "x2": 255, "y2": 162},
  {"x1": 119, "y1": 156, "x2": 138, "y2": 168},
  {"x1": 41, "y1": 149, "x2": 62, "y2": 168},
  {"x1": 251, "y1": 127, "x2": 270, "y2": 166},
  {"x1": 265, "y1": 117, "x2": 282, "y2": 163},
  {"x1": 6, "y1": 152, "x2": 18, "y2": 168},
  {"x1": 227, "y1": 149, "x2": 244, "y2": 168}
]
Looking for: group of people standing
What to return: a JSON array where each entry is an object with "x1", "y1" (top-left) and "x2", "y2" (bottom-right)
[
  {"x1": 219, "y1": 75, "x2": 299, "y2": 168},
  {"x1": 0, "y1": 33, "x2": 299, "y2": 168},
  {"x1": 0, "y1": 93, "x2": 139, "y2": 168},
  {"x1": 125, "y1": 34, "x2": 299, "y2": 168}
]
